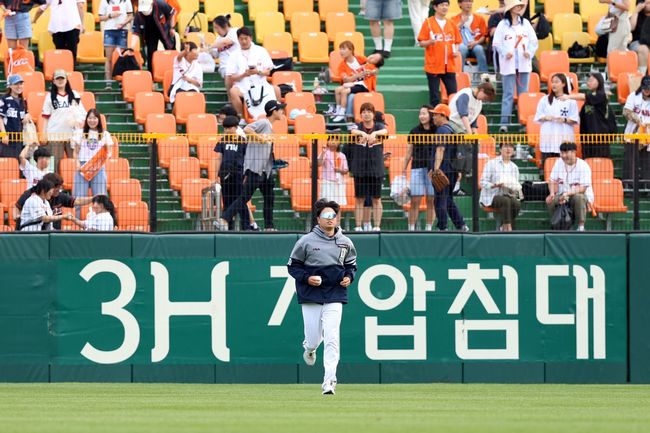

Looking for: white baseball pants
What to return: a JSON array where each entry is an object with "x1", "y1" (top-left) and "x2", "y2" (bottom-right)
[{"x1": 302, "y1": 302, "x2": 343, "y2": 386}]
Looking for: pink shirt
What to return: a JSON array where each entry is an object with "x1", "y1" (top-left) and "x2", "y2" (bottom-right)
[{"x1": 321, "y1": 150, "x2": 348, "y2": 182}]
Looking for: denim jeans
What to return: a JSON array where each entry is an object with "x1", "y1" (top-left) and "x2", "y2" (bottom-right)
[
  {"x1": 500, "y1": 72, "x2": 530, "y2": 125},
  {"x1": 459, "y1": 44, "x2": 488, "y2": 72},
  {"x1": 434, "y1": 170, "x2": 466, "y2": 230},
  {"x1": 73, "y1": 167, "x2": 107, "y2": 218}
]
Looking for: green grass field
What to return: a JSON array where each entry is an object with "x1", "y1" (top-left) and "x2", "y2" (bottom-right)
[{"x1": 0, "y1": 383, "x2": 649, "y2": 433}]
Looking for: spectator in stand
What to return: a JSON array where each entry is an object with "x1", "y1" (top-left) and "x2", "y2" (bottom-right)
[
  {"x1": 403, "y1": 105, "x2": 436, "y2": 231},
  {"x1": 560, "y1": 72, "x2": 614, "y2": 158},
  {"x1": 218, "y1": 100, "x2": 285, "y2": 231},
  {"x1": 366, "y1": 0, "x2": 402, "y2": 58},
  {"x1": 67, "y1": 194, "x2": 116, "y2": 230},
  {"x1": 0, "y1": 74, "x2": 31, "y2": 160},
  {"x1": 429, "y1": 104, "x2": 469, "y2": 231},
  {"x1": 630, "y1": 0, "x2": 650, "y2": 75},
  {"x1": 452, "y1": 0, "x2": 489, "y2": 73},
  {"x1": 623, "y1": 75, "x2": 650, "y2": 186},
  {"x1": 214, "y1": 115, "x2": 248, "y2": 231},
  {"x1": 546, "y1": 142, "x2": 593, "y2": 231},
  {"x1": 98, "y1": 0, "x2": 134, "y2": 87},
  {"x1": 169, "y1": 42, "x2": 203, "y2": 103},
  {"x1": 218, "y1": 104, "x2": 247, "y2": 138},
  {"x1": 19, "y1": 178, "x2": 70, "y2": 231},
  {"x1": 409, "y1": 0, "x2": 432, "y2": 44},
  {"x1": 226, "y1": 27, "x2": 281, "y2": 119},
  {"x1": 32, "y1": 0, "x2": 85, "y2": 63},
  {"x1": 41, "y1": 69, "x2": 86, "y2": 165},
  {"x1": 327, "y1": 41, "x2": 384, "y2": 122},
  {"x1": 0, "y1": 0, "x2": 38, "y2": 49},
  {"x1": 417, "y1": 0, "x2": 462, "y2": 106},
  {"x1": 133, "y1": 0, "x2": 176, "y2": 72},
  {"x1": 606, "y1": 0, "x2": 631, "y2": 53},
  {"x1": 14, "y1": 172, "x2": 92, "y2": 230},
  {"x1": 448, "y1": 80, "x2": 495, "y2": 134},
  {"x1": 534, "y1": 73, "x2": 579, "y2": 167},
  {"x1": 479, "y1": 142, "x2": 522, "y2": 231},
  {"x1": 71, "y1": 109, "x2": 113, "y2": 217},
  {"x1": 350, "y1": 102, "x2": 387, "y2": 231},
  {"x1": 318, "y1": 137, "x2": 349, "y2": 206},
  {"x1": 492, "y1": 0, "x2": 537, "y2": 133},
  {"x1": 19, "y1": 144, "x2": 50, "y2": 189},
  {"x1": 212, "y1": 15, "x2": 240, "y2": 83}
]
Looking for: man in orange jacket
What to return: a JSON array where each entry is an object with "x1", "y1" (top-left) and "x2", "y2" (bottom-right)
[{"x1": 417, "y1": 0, "x2": 462, "y2": 106}]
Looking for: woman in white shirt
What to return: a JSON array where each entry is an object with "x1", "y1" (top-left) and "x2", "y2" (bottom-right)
[
  {"x1": 622, "y1": 75, "x2": 650, "y2": 183},
  {"x1": 534, "y1": 73, "x2": 579, "y2": 168},
  {"x1": 40, "y1": 69, "x2": 86, "y2": 165},
  {"x1": 68, "y1": 194, "x2": 116, "y2": 231},
  {"x1": 479, "y1": 142, "x2": 522, "y2": 231},
  {"x1": 71, "y1": 109, "x2": 113, "y2": 216},
  {"x1": 492, "y1": 0, "x2": 538, "y2": 133},
  {"x1": 33, "y1": 0, "x2": 85, "y2": 62},
  {"x1": 20, "y1": 178, "x2": 68, "y2": 231},
  {"x1": 99, "y1": 0, "x2": 134, "y2": 86},
  {"x1": 169, "y1": 42, "x2": 203, "y2": 103},
  {"x1": 606, "y1": 0, "x2": 631, "y2": 52},
  {"x1": 212, "y1": 15, "x2": 240, "y2": 81}
]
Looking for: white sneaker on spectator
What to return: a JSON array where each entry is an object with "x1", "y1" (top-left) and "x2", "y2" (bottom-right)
[
  {"x1": 324, "y1": 104, "x2": 336, "y2": 115},
  {"x1": 460, "y1": 225, "x2": 470, "y2": 232},
  {"x1": 372, "y1": 227, "x2": 381, "y2": 232},
  {"x1": 354, "y1": 226, "x2": 363, "y2": 231},
  {"x1": 577, "y1": 226, "x2": 585, "y2": 231},
  {"x1": 499, "y1": 126, "x2": 508, "y2": 133}
]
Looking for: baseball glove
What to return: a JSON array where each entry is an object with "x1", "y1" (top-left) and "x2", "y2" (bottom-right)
[{"x1": 428, "y1": 169, "x2": 450, "y2": 192}]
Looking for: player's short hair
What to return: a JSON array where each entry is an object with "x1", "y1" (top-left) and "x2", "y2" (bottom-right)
[
  {"x1": 559, "y1": 142, "x2": 577, "y2": 152},
  {"x1": 33, "y1": 147, "x2": 51, "y2": 161},
  {"x1": 237, "y1": 27, "x2": 252, "y2": 38},
  {"x1": 314, "y1": 198, "x2": 340, "y2": 216},
  {"x1": 360, "y1": 102, "x2": 375, "y2": 114}
]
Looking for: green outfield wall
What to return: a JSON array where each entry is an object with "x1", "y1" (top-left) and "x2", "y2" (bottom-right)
[{"x1": 0, "y1": 233, "x2": 647, "y2": 384}]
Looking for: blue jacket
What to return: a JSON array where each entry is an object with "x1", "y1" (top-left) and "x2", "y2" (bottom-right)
[{"x1": 287, "y1": 226, "x2": 357, "y2": 304}]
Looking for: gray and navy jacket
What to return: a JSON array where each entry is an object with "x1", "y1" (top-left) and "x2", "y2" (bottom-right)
[{"x1": 287, "y1": 226, "x2": 357, "y2": 304}]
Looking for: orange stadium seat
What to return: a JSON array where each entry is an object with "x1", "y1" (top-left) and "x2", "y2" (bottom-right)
[
  {"x1": 134, "y1": 92, "x2": 165, "y2": 124},
  {"x1": 122, "y1": 70, "x2": 153, "y2": 103},
  {"x1": 329, "y1": 50, "x2": 343, "y2": 82},
  {"x1": 283, "y1": 0, "x2": 314, "y2": 20},
  {"x1": 579, "y1": 0, "x2": 608, "y2": 22},
  {"x1": 298, "y1": 32, "x2": 330, "y2": 63},
  {"x1": 197, "y1": 135, "x2": 219, "y2": 169},
  {"x1": 273, "y1": 115, "x2": 289, "y2": 134},
  {"x1": 544, "y1": 156, "x2": 558, "y2": 181},
  {"x1": 479, "y1": 137, "x2": 497, "y2": 158},
  {"x1": 181, "y1": 178, "x2": 211, "y2": 212},
  {"x1": 383, "y1": 136, "x2": 408, "y2": 166},
  {"x1": 78, "y1": 32, "x2": 106, "y2": 63},
  {"x1": 173, "y1": 92, "x2": 206, "y2": 124},
  {"x1": 476, "y1": 114, "x2": 487, "y2": 134},
  {"x1": 285, "y1": 92, "x2": 317, "y2": 123},
  {"x1": 294, "y1": 113, "x2": 326, "y2": 135},
  {"x1": 105, "y1": 158, "x2": 131, "y2": 185},
  {"x1": 326, "y1": 12, "x2": 356, "y2": 41},
  {"x1": 158, "y1": 136, "x2": 190, "y2": 168},
  {"x1": 65, "y1": 71, "x2": 84, "y2": 92},
  {"x1": 290, "y1": 11, "x2": 320, "y2": 42},
  {"x1": 59, "y1": 158, "x2": 76, "y2": 190},
  {"x1": 0, "y1": 158, "x2": 19, "y2": 182},
  {"x1": 334, "y1": 32, "x2": 365, "y2": 55},
  {"x1": 539, "y1": 51, "x2": 569, "y2": 82},
  {"x1": 116, "y1": 200, "x2": 149, "y2": 231},
  {"x1": 586, "y1": 157, "x2": 614, "y2": 181},
  {"x1": 0, "y1": 178, "x2": 26, "y2": 226},
  {"x1": 204, "y1": 0, "x2": 234, "y2": 21},
  {"x1": 353, "y1": 92, "x2": 385, "y2": 122},
  {"x1": 27, "y1": 92, "x2": 47, "y2": 121},
  {"x1": 152, "y1": 50, "x2": 179, "y2": 83},
  {"x1": 79, "y1": 92, "x2": 97, "y2": 110},
  {"x1": 551, "y1": 13, "x2": 582, "y2": 44},
  {"x1": 22, "y1": 71, "x2": 45, "y2": 97},
  {"x1": 145, "y1": 113, "x2": 177, "y2": 134},
  {"x1": 318, "y1": 0, "x2": 348, "y2": 20},
  {"x1": 254, "y1": 11, "x2": 285, "y2": 44},
  {"x1": 43, "y1": 49, "x2": 74, "y2": 80},
  {"x1": 280, "y1": 156, "x2": 311, "y2": 190},
  {"x1": 388, "y1": 157, "x2": 408, "y2": 183},
  {"x1": 291, "y1": 178, "x2": 315, "y2": 212},
  {"x1": 608, "y1": 50, "x2": 639, "y2": 83},
  {"x1": 169, "y1": 156, "x2": 200, "y2": 191},
  {"x1": 617, "y1": 72, "x2": 643, "y2": 104},
  {"x1": 518, "y1": 92, "x2": 544, "y2": 125},
  {"x1": 163, "y1": 70, "x2": 173, "y2": 103},
  {"x1": 544, "y1": 0, "x2": 573, "y2": 21},
  {"x1": 274, "y1": 134, "x2": 301, "y2": 160},
  {"x1": 592, "y1": 178, "x2": 628, "y2": 213},
  {"x1": 272, "y1": 71, "x2": 303, "y2": 93},
  {"x1": 186, "y1": 113, "x2": 218, "y2": 144},
  {"x1": 587, "y1": 14, "x2": 604, "y2": 44},
  {"x1": 384, "y1": 113, "x2": 396, "y2": 135},
  {"x1": 248, "y1": 0, "x2": 279, "y2": 21},
  {"x1": 263, "y1": 32, "x2": 294, "y2": 58},
  {"x1": 110, "y1": 179, "x2": 142, "y2": 203}
]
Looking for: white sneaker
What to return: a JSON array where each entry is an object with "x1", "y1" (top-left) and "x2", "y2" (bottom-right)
[
  {"x1": 577, "y1": 226, "x2": 585, "y2": 231},
  {"x1": 354, "y1": 226, "x2": 363, "y2": 231},
  {"x1": 322, "y1": 381, "x2": 336, "y2": 395},
  {"x1": 372, "y1": 226, "x2": 381, "y2": 232},
  {"x1": 324, "y1": 104, "x2": 336, "y2": 115},
  {"x1": 303, "y1": 349, "x2": 316, "y2": 366},
  {"x1": 332, "y1": 114, "x2": 346, "y2": 122}
]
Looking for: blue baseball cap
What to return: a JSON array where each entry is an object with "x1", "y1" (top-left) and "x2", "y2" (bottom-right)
[{"x1": 7, "y1": 75, "x2": 23, "y2": 86}]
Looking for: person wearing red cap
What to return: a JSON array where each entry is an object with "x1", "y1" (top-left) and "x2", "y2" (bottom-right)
[
  {"x1": 417, "y1": 0, "x2": 462, "y2": 106},
  {"x1": 429, "y1": 104, "x2": 469, "y2": 231}
]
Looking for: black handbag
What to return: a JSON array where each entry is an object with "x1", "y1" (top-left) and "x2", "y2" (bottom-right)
[
  {"x1": 568, "y1": 41, "x2": 591, "y2": 59},
  {"x1": 522, "y1": 181, "x2": 550, "y2": 201},
  {"x1": 551, "y1": 202, "x2": 574, "y2": 230}
]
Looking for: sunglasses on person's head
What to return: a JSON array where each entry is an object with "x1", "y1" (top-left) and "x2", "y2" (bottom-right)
[{"x1": 319, "y1": 211, "x2": 337, "y2": 220}]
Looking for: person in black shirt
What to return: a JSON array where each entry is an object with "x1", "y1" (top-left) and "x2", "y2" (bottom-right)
[
  {"x1": 350, "y1": 102, "x2": 388, "y2": 231},
  {"x1": 133, "y1": 0, "x2": 176, "y2": 72},
  {"x1": 214, "y1": 115, "x2": 248, "y2": 230},
  {"x1": 14, "y1": 172, "x2": 93, "y2": 230},
  {"x1": 0, "y1": 74, "x2": 30, "y2": 160},
  {"x1": 403, "y1": 105, "x2": 436, "y2": 231},
  {"x1": 430, "y1": 104, "x2": 469, "y2": 231}
]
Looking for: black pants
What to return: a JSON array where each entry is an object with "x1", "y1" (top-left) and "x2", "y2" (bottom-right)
[
  {"x1": 426, "y1": 72, "x2": 456, "y2": 106},
  {"x1": 222, "y1": 170, "x2": 275, "y2": 229},
  {"x1": 145, "y1": 27, "x2": 165, "y2": 72},
  {"x1": 623, "y1": 144, "x2": 650, "y2": 187},
  {"x1": 434, "y1": 169, "x2": 465, "y2": 230},
  {"x1": 52, "y1": 29, "x2": 80, "y2": 63},
  {"x1": 0, "y1": 141, "x2": 23, "y2": 160},
  {"x1": 221, "y1": 171, "x2": 247, "y2": 230}
]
